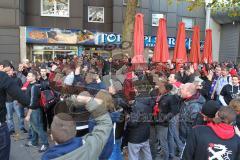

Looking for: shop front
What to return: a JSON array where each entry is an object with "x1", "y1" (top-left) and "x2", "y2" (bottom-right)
[
  {"x1": 25, "y1": 26, "x2": 95, "y2": 62},
  {"x1": 23, "y1": 26, "x2": 205, "y2": 62}
]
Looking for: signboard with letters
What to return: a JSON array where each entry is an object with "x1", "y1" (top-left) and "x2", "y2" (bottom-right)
[{"x1": 26, "y1": 27, "x2": 204, "y2": 50}]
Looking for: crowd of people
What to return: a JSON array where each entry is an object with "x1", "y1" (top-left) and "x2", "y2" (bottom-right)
[{"x1": 0, "y1": 53, "x2": 240, "y2": 160}]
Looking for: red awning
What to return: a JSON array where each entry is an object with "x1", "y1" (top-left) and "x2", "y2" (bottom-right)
[
  {"x1": 202, "y1": 29, "x2": 213, "y2": 64},
  {"x1": 172, "y1": 22, "x2": 187, "y2": 71},
  {"x1": 132, "y1": 13, "x2": 146, "y2": 64},
  {"x1": 152, "y1": 18, "x2": 170, "y2": 63}
]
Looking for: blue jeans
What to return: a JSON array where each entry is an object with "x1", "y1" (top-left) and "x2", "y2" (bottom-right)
[
  {"x1": 156, "y1": 125, "x2": 169, "y2": 160},
  {"x1": 6, "y1": 101, "x2": 25, "y2": 131},
  {"x1": 168, "y1": 115, "x2": 184, "y2": 158},
  {"x1": 0, "y1": 123, "x2": 10, "y2": 160},
  {"x1": 30, "y1": 108, "x2": 48, "y2": 146}
]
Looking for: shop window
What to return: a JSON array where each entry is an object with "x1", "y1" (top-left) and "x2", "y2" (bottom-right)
[
  {"x1": 182, "y1": 17, "x2": 194, "y2": 30},
  {"x1": 88, "y1": 6, "x2": 104, "y2": 23},
  {"x1": 41, "y1": 0, "x2": 70, "y2": 17},
  {"x1": 32, "y1": 45, "x2": 78, "y2": 62},
  {"x1": 152, "y1": 14, "x2": 165, "y2": 26}
]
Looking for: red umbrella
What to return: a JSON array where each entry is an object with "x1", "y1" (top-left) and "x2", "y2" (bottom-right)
[
  {"x1": 202, "y1": 29, "x2": 213, "y2": 64},
  {"x1": 132, "y1": 13, "x2": 146, "y2": 64},
  {"x1": 189, "y1": 26, "x2": 201, "y2": 69},
  {"x1": 152, "y1": 18, "x2": 170, "y2": 63},
  {"x1": 172, "y1": 22, "x2": 187, "y2": 71}
]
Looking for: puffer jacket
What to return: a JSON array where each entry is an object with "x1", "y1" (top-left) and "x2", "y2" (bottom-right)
[
  {"x1": 126, "y1": 93, "x2": 155, "y2": 144},
  {"x1": 179, "y1": 92, "x2": 206, "y2": 142}
]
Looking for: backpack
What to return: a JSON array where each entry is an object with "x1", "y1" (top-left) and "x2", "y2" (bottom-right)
[{"x1": 40, "y1": 89, "x2": 56, "y2": 112}]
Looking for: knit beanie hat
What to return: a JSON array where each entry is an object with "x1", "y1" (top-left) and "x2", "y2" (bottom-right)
[
  {"x1": 51, "y1": 113, "x2": 76, "y2": 144},
  {"x1": 201, "y1": 100, "x2": 220, "y2": 118}
]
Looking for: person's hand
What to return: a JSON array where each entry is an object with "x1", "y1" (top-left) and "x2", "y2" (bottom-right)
[
  {"x1": 204, "y1": 59, "x2": 208, "y2": 64},
  {"x1": 51, "y1": 65, "x2": 58, "y2": 72},
  {"x1": 211, "y1": 94, "x2": 214, "y2": 100},
  {"x1": 189, "y1": 65, "x2": 194, "y2": 74},
  {"x1": 75, "y1": 66, "x2": 81, "y2": 75},
  {"x1": 25, "y1": 115, "x2": 30, "y2": 122},
  {"x1": 207, "y1": 70, "x2": 213, "y2": 81},
  {"x1": 109, "y1": 86, "x2": 116, "y2": 95}
]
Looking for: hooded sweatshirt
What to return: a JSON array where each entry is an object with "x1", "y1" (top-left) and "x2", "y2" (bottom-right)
[{"x1": 183, "y1": 122, "x2": 240, "y2": 160}]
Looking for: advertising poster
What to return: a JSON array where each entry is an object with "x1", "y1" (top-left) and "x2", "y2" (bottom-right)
[
  {"x1": 88, "y1": 6, "x2": 104, "y2": 23},
  {"x1": 152, "y1": 14, "x2": 164, "y2": 26},
  {"x1": 26, "y1": 27, "x2": 95, "y2": 45},
  {"x1": 41, "y1": 0, "x2": 69, "y2": 17}
]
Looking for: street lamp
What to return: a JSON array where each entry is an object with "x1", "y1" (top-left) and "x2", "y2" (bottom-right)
[{"x1": 205, "y1": 0, "x2": 212, "y2": 29}]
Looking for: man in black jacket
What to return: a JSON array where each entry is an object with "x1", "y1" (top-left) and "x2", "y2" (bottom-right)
[
  {"x1": 39, "y1": 66, "x2": 54, "y2": 131},
  {"x1": 183, "y1": 106, "x2": 240, "y2": 160},
  {"x1": 126, "y1": 80, "x2": 155, "y2": 160},
  {"x1": 0, "y1": 60, "x2": 30, "y2": 160},
  {"x1": 154, "y1": 82, "x2": 180, "y2": 160},
  {"x1": 5, "y1": 66, "x2": 27, "y2": 134},
  {"x1": 25, "y1": 70, "x2": 49, "y2": 152}
]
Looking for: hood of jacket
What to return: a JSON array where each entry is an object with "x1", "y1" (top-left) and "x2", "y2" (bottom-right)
[
  {"x1": 41, "y1": 137, "x2": 82, "y2": 160},
  {"x1": 207, "y1": 122, "x2": 235, "y2": 140}
]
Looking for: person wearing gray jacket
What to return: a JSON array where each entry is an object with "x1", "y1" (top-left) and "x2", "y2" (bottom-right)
[
  {"x1": 179, "y1": 83, "x2": 206, "y2": 144},
  {"x1": 42, "y1": 91, "x2": 112, "y2": 160}
]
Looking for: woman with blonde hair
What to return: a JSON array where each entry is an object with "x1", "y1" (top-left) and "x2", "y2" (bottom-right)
[{"x1": 95, "y1": 89, "x2": 115, "y2": 112}]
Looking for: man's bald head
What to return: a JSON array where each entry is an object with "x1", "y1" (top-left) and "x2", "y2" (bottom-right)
[{"x1": 180, "y1": 83, "x2": 197, "y2": 99}]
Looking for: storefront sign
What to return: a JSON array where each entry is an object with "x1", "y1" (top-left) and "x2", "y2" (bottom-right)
[
  {"x1": 26, "y1": 27, "x2": 204, "y2": 50},
  {"x1": 26, "y1": 27, "x2": 95, "y2": 45},
  {"x1": 95, "y1": 33, "x2": 204, "y2": 50}
]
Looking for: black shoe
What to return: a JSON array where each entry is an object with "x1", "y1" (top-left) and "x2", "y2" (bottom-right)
[
  {"x1": 38, "y1": 145, "x2": 49, "y2": 153},
  {"x1": 20, "y1": 128, "x2": 28, "y2": 133},
  {"x1": 9, "y1": 130, "x2": 15, "y2": 135}
]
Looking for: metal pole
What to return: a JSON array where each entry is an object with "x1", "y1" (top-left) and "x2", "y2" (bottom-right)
[
  {"x1": 205, "y1": 0, "x2": 211, "y2": 30},
  {"x1": 206, "y1": 6, "x2": 211, "y2": 29}
]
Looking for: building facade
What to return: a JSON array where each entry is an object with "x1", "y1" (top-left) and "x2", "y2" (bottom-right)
[
  {"x1": 212, "y1": 11, "x2": 240, "y2": 63},
  {"x1": 0, "y1": 0, "x2": 208, "y2": 64}
]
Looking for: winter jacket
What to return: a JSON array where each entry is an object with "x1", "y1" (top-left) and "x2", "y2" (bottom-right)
[
  {"x1": 179, "y1": 93, "x2": 206, "y2": 142},
  {"x1": 200, "y1": 77, "x2": 212, "y2": 101},
  {"x1": 39, "y1": 77, "x2": 50, "y2": 91},
  {"x1": 26, "y1": 82, "x2": 41, "y2": 110},
  {"x1": 88, "y1": 112, "x2": 121, "y2": 160},
  {"x1": 155, "y1": 93, "x2": 181, "y2": 126},
  {"x1": 183, "y1": 122, "x2": 240, "y2": 160},
  {"x1": 126, "y1": 93, "x2": 155, "y2": 144},
  {"x1": 86, "y1": 81, "x2": 106, "y2": 95},
  {"x1": 73, "y1": 74, "x2": 85, "y2": 86},
  {"x1": 112, "y1": 92, "x2": 129, "y2": 139},
  {"x1": 53, "y1": 98, "x2": 112, "y2": 160},
  {"x1": 236, "y1": 115, "x2": 240, "y2": 129},
  {"x1": 6, "y1": 75, "x2": 23, "y2": 102},
  {"x1": 176, "y1": 72, "x2": 189, "y2": 84},
  {"x1": 0, "y1": 71, "x2": 30, "y2": 122},
  {"x1": 42, "y1": 137, "x2": 83, "y2": 160}
]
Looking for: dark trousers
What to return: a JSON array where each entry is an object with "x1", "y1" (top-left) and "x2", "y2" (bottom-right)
[
  {"x1": 42, "y1": 107, "x2": 54, "y2": 131},
  {"x1": 0, "y1": 123, "x2": 10, "y2": 160}
]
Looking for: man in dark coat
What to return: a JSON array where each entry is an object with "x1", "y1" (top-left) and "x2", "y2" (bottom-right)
[{"x1": 0, "y1": 60, "x2": 30, "y2": 160}]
